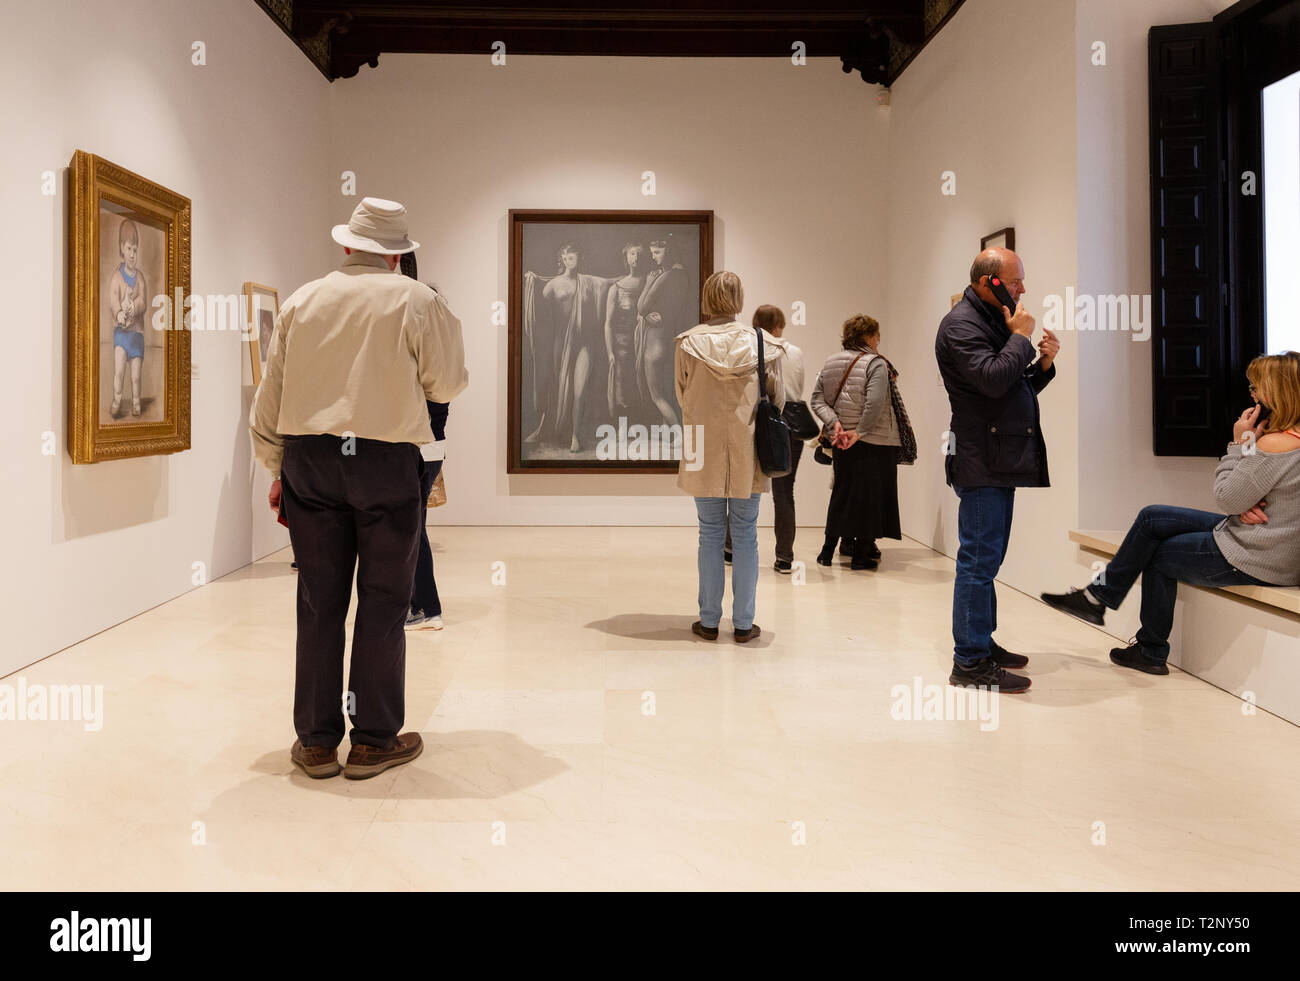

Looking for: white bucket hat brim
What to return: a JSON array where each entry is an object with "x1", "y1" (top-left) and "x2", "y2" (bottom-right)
[{"x1": 332, "y1": 197, "x2": 419, "y2": 255}]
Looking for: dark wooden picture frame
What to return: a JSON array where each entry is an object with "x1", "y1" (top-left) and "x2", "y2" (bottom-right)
[
  {"x1": 507, "y1": 209, "x2": 714, "y2": 474},
  {"x1": 980, "y1": 226, "x2": 1015, "y2": 253}
]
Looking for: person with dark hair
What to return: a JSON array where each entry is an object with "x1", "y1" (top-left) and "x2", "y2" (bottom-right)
[
  {"x1": 810, "y1": 314, "x2": 902, "y2": 571},
  {"x1": 605, "y1": 242, "x2": 646, "y2": 418},
  {"x1": 522, "y1": 243, "x2": 612, "y2": 451},
  {"x1": 399, "y1": 251, "x2": 450, "y2": 631},
  {"x1": 637, "y1": 237, "x2": 690, "y2": 427},
  {"x1": 724, "y1": 305, "x2": 805, "y2": 573},
  {"x1": 935, "y1": 247, "x2": 1059, "y2": 694}
]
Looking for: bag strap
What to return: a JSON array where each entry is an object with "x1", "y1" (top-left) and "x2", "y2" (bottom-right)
[
  {"x1": 756, "y1": 327, "x2": 769, "y2": 404},
  {"x1": 830, "y1": 351, "x2": 867, "y2": 408}
]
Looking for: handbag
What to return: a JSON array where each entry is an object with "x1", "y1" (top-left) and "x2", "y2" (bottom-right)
[
  {"x1": 754, "y1": 327, "x2": 792, "y2": 478},
  {"x1": 812, "y1": 350, "x2": 867, "y2": 465},
  {"x1": 782, "y1": 400, "x2": 821, "y2": 441},
  {"x1": 427, "y1": 469, "x2": 447, "y2": 508},
  {"x1": 884, "y1": 359, "x2": 917, "y2": 466}
]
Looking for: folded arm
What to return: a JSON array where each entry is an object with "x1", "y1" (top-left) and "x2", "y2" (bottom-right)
[{"x1": 1213, "y1": 444, "x2": 1281, "y2": 515}]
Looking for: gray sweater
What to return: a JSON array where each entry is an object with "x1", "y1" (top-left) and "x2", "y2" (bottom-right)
[{"x1": 1213, "y1": 443, "x2": 1300, "y2": 586}]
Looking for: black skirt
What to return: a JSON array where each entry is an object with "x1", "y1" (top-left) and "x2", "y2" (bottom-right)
[{"x1": 824, "y1": 440, "x2": 902, "y2": 542}]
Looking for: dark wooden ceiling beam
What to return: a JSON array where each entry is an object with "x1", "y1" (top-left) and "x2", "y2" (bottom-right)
[{"x1": 257, "y1": 0, "x2": 953, "y2": 82}]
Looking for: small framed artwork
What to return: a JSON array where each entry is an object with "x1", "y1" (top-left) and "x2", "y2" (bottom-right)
[
  {"x1": 243, "y1": 282, "x2": 279, "y2": 387},
  {"x1": 951, "y1": 293, "x2": 963, "y2": 308},
  {"x1": 981, "y1": 226, "x2": 1016, "y2": 252},
  {"x1": 507, "y1": 209, "x2": 714, "y2": 474},
  {"x1": 67, "y1": 150, "x2": 191, "y2": 464}
]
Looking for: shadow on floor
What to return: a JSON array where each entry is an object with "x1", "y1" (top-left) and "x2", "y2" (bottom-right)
[
  {"x1": 587, "y1": 613, "x2": 773, "y2": 648},
  {"x1": 237, "y1": 729, "x2": 571, "y2": 801}
]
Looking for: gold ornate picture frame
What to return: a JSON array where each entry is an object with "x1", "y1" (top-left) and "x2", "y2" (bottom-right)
[
  {"x1": 243, "y1": 282, "x2": 279, "y2": 388},
  {"x1": 67, "y1": 150, "x2": 191, "y2": 463}
]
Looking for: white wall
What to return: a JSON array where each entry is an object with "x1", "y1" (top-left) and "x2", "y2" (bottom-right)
[
  {"x1": 0, "y1": 0, "x2": 330, "y2": 677},
  {"x1": 1075, "y1": 0, "x2": 1237, "y2": 535},
  {"x1": 327, "y1": 54, "x2": 891, "y2": 526},
  {"x1": 884, "y1": 0, "x2": 1081, "y2": 595},
  {"x1": 5, "y1": 0, "x2": 1257, "y2": 677}
]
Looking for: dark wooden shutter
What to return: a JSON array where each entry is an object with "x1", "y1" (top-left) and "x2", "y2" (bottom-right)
[{"x1": 1149, "y1": 24, "x2": 1225, "y2": 457}]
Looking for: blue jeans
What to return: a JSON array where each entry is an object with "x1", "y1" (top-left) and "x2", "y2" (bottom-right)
[
  {"x1": 952, "y1": 486, "x2": 1015, "y2": 667},
  {"x1": 695, "y1": 494, "x2": 761, "y2": 631},
  {"x1": 1089, "y1": 505, "x2": 1267, "y2": 663}
]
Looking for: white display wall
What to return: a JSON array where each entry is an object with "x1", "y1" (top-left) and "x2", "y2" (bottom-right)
[
  {"x1": 0, "y1": 0, "x2": 331, "y2": 678},
  {"x1": 0, "y1": 0, "x2": 1248, "y2": 677},
  {"x1": 325, "y1": 53, "x2": 892, "y2": 528}
]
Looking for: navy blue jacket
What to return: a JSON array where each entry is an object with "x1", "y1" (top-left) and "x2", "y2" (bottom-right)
[{"x1": 935, "y1": 286, "x2": 1055, "y2": 488}]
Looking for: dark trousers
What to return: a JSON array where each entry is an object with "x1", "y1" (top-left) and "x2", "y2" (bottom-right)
[
  {"x1": 951, "y1": 485, "x2": 1015, "y2": 667},
  {"x1": 771, "y1": 439, "x2": 803, "y2": 562},
  {"x1": 1089, "y1": 505, "x2": 1267, "y2": 663},
  {"x1": 281, "y1": 434, "x2": 422, "y2": 749},
  {"x1": 724, "y1": 440, "x2": 803, "y2": 562},
  {"x1": 411, "y1": 459, "x2": 443, "y2": 617}
]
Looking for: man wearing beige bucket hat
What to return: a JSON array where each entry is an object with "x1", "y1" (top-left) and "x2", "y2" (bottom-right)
[{"x1": 251, "y1": 197, "x2": 469, "y2": 780}]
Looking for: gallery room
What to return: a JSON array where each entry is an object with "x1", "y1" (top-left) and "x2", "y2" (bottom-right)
[{"x1": 3, "y1": 0, "x2": 1300, "y2": 917}]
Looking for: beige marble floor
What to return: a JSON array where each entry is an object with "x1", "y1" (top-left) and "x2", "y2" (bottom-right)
[{"x1": 3, "y1": 526, "x2": 1299, "y2": 891}]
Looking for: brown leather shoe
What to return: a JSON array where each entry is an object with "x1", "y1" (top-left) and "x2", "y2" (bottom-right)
[
  {"x1": 344, "y1": 732, "x2": 423, "y2": 780},
  {"x1": 733, "y1": 624, "x2": 762, "y2": 644},
  {"x1": 291, "y1": 739, "x2": 341, "y2": 779},
  {"x1": 691, "y1": 620, "x2": 719, "y2": 641}
]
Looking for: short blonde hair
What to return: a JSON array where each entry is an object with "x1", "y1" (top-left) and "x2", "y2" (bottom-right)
[
  {"x1": 842, "y1": 314, "x2": 879, "y2": 350},
  {"x1": 701, "y1": 270, "x2": 743, "y2": 319},
  {"x1": 1248, "y1": 351, "x2": 1300, "y2": 434}
]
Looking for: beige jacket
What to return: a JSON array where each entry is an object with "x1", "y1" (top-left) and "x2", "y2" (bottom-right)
[
  {"x1": 250, "y1": 251, "x2": 469, "y2": 477},
  {"x1": 675, "y1": 319, "x2": 785, "y2": 498}
]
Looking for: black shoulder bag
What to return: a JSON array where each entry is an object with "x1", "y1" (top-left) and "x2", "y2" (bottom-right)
[{"x1": 754, "y1": 328, "x2": 792, "y2": 478}]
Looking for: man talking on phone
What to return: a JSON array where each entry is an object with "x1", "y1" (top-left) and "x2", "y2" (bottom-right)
[{"x1": 936, "y1": 248, "x2": 1060, "y2": 693}]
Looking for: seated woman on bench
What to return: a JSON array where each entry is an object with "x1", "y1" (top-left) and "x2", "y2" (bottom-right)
[{"x1": 1042, "y1": 351, "x2": 1300, "y2": 675}]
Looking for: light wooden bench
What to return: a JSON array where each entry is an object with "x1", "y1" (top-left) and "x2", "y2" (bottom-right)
[{"x1": 1068, "y1": 530, "x2": 1300, "y2": 616}]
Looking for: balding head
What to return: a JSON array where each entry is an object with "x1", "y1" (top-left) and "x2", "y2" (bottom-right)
[
  {"x1": 970, "y1": 247, "x2": 1026, "y2": 307},
  {"x1": 970, "y1": 248, "x2": 1019, "y2": 284}
]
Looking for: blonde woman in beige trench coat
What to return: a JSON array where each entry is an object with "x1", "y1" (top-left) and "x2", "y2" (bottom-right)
[{"x1": 675, "y1": 270, "x2": 785, "y2": 644}]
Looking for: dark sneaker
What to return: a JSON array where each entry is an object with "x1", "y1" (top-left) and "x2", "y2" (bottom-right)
[
  {"x1": 1041, "y1": 587, "x2": 1106, "y2": 626},
  {"x1": 691, "y1": 620, "x2": 719, "y2": 641},
  {"x1": 724, "y1": 550, "x2": 733, "y2": 564},
  {"x1": 1109, "y1": 642, "x2": 1169, "y2": 676},
  {"x1": 290, "y1": 739, "x2": 341, "y2": 779},
  {"x1": 344, "y1": 732, "x2": 424, "y2": 780},
  {"x1": 733, "y1": 623, "x2": 762, "y2": 644},
  {"x1": 990, "y1": 640, "x2": 1029, "y2": 669},
  {"x1": 815, "y1": 547, "x2": 834, "y2": 567},
  {"x1": 949, "y1": 658, "x2": 1031, "y2": 694},
  {"x1": 850, "y1": 557, "x2": 879, "y2": 571},
  {"x1": 774, "y1": 560, "x2": 793, "y2": 574}
]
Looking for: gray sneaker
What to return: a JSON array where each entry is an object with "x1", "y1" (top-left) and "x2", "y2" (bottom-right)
[{"x1": 405, "y1": 609, "x2": 435, "y2": 630}]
